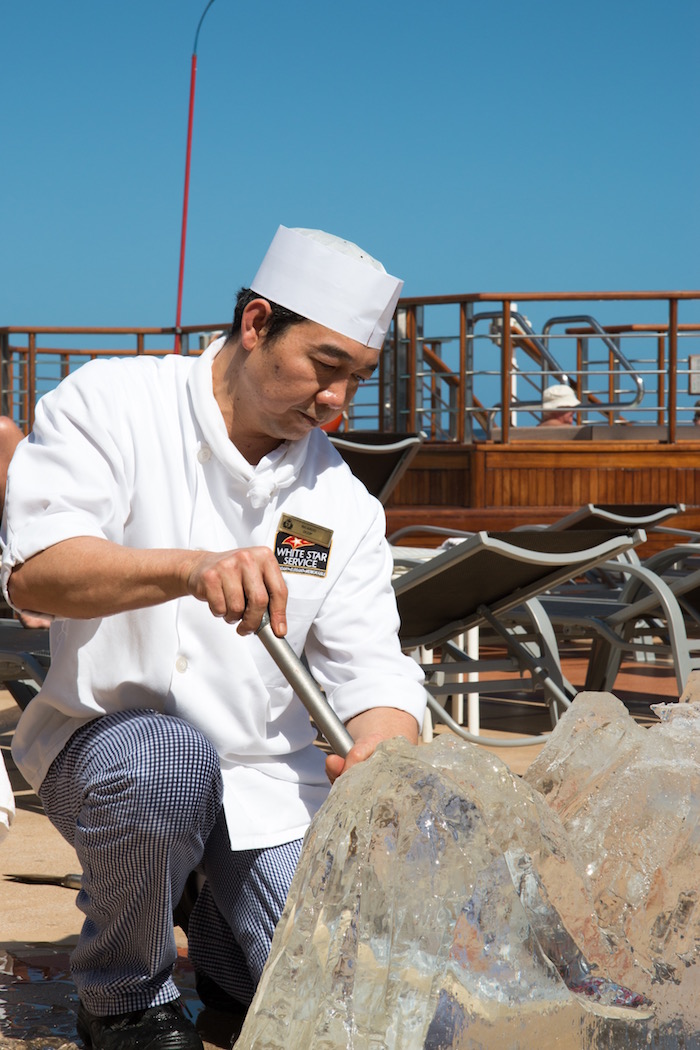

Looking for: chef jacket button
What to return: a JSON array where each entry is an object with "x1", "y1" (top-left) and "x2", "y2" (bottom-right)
[
  {"x1": 175, "y1": 655, "x2": 188, "y2": 673},
  {"x1": 197, "y1": 446, "x2": 212, "y2": 463}
]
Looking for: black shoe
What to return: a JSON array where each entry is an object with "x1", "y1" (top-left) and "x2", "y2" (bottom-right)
[{"x1": 76, "y1": 998, "x2": 203, "y2": 1050}]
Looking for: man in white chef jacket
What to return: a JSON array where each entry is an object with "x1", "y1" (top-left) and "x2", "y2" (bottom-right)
[{"x1": 1, "y1": 226, "x2": 427, "y2": 1050}]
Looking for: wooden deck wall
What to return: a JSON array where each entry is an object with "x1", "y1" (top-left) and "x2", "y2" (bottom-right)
[{"x1": 385, "y1": 439, "x2": 700, "y2": 553}]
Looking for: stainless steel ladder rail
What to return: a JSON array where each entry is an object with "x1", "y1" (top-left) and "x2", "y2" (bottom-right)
[
  {"x1": 475, "y1": 309, "x2": 575, "y2": 385},
  {"x1": 542, "y1": 314, "x2": 645, "y2": 410}
]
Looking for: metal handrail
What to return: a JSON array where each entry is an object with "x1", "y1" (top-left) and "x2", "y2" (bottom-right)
[
  {"x1": 542, "y1": 314, "x2": 645, "y2": 408},
  {"x1": 474, "y1": 310, "x2": 574, "y2": 383}
]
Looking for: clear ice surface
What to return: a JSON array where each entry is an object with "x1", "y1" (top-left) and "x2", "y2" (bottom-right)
[{"x1": 236, "y1": 693, "x2": 699, "y2": 1049}]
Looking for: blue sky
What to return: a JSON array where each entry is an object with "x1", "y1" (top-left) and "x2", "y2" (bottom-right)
[{"x1": 2, "y1": 0, "x2": 698, "y2": 330}]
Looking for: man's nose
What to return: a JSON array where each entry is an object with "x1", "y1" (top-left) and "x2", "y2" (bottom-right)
[{"x1": 316, "y1": 379, "x2": 349, "y2": 408}]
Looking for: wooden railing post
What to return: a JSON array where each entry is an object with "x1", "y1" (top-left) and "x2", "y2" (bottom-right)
[
  {"x1": 668, "y1": 297, "x2": 678, "y2": 442},
  {"x1": 458, "y1": 301, "x2": 467, "y2": 444},
  {"x1": 575, "y1": 337, "x2": 584, "y2": 424},
  {"x1": 407, "y1": 306, "x2": 417, "y2": 433},
  {"x1": 657, "y1": 334, "x2": 665, "y2": 426},
  {"x1": 378, "y1": 324, "x2": 387, "y2": 433},
  {"x1": 27, "y1": 333, "x2": 37, "y2": 430},
  {"x1": 501, "y1": 300, "x2": 512, "y2": 443}
]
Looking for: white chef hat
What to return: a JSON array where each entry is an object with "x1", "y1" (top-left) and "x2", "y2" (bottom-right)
[{"x1": 249, "y1": 226, "x2": 404, "y2": 349}]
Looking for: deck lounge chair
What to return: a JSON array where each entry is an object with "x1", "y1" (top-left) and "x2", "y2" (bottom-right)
[
  {"x1": 545, "y1": 503, "x2": 685, "y2": 532},
  {"x1": 642, "y1": 544, "x2": 700, "y2": 633},
  {"x1": 527, "y1": 503, "x2": 688, "y2": 588},
  {"x1": 500, "y1": 554, "x2": 700, "y2": 698},
  {"x1": 389, "y1": 503, "x2": 685, "y2": 551},
  {"x1": 0, "y1": 620, "x2": 49, "y2": 710},
  {"x1": 329, "y1": 431, "x2": 425, "y2": 505},
  {"x1": 392, "y1": 528, "x2": 645, "y2": 744}
]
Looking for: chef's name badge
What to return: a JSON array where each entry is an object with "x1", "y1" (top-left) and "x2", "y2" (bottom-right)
[{"x1": 274, "y1": 515, "x2": 333, "y2": 577}]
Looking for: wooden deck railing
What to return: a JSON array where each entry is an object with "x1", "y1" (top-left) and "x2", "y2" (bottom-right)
[
  {"x1": 0, "y1": 324, "x2": 225, "y2": 430},
  {"x1": 2, "y1": 290, "x2": 699, "y2": 440}
]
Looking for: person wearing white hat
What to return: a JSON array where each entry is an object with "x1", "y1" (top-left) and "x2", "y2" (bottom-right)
[
  {"x1": 1, "y1": 226, "x2": 426, "y2": 1050},
  {"x1": 537, "y1": 383, "x2": 581, "y2": 427}
]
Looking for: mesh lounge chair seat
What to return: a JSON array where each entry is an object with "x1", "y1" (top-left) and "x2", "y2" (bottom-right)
[
  {"x1": 533, "y1": 504, "x2": 688, "y2": 597},
  {"x1": 329, "y1": 432, "x2": 425, "y2": 505},
  {"x1": 392, "y1": 528, "x2": 645, "y2": 744},
  {"x1": 545, "y1": 503, "x2": 685, "y2": 532},
  {"x1": 389, "y1": 503, "x2": 685, "y2": 553}
]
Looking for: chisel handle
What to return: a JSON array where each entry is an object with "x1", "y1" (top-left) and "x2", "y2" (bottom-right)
[{"x1": 256, "y1": 611, "x2": 354, "y2": 758}]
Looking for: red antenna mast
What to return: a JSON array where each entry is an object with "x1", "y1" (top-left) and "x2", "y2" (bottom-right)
[{"x1": 174, "y1": 0, "x2": 218, "y2": 353}]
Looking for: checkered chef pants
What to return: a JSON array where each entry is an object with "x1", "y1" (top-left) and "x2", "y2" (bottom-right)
[{"x1": 38, "y1": 708, "x2": 303, "y2": 1015}]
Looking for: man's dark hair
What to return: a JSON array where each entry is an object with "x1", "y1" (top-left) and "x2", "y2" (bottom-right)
[{"x1": 228, "y1": 287, "x2": 307, "y2": 345}]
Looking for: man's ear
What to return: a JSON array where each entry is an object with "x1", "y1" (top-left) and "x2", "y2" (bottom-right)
[{"x1": 240, "y1": 299, "x2": 273, "y2": 350}]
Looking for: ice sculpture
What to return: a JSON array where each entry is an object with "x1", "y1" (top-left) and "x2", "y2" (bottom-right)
[
  {"x1": 525, "y1": 691, "x2": 700, "y2": 1039},
  {"x1": 235, "y1": 693, "x2": 698, "y2": 1049}
]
